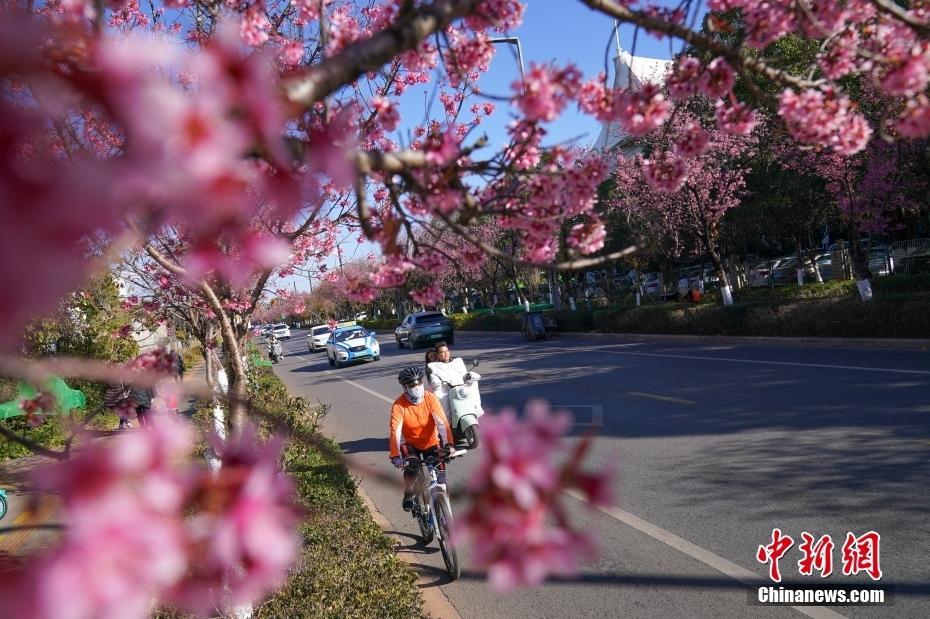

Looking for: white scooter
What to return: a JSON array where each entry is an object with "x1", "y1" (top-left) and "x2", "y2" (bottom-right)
[{"x1": 429, "y1": 358, "x2": 482, "y2": 449}]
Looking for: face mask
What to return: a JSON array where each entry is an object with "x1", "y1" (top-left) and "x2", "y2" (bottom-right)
[{"x1": 405, "y1": 385, "x2": 425, "y2": 402}]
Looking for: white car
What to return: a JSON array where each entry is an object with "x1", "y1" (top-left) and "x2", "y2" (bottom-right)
[
  {"x1": 306, "y1": 325, "x2": 331, "y2": 352},
  {"x1": 271, "y1": 323, "x2": 291, "y2": 339}
]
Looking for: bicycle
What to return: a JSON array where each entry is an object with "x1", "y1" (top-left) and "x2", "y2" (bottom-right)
[
  {"x1": 0, "y1": 488, "x2": 7, "y2": 521},
  {"x1": 404, "y1": 447, "x2": 466, "y2": 580}
]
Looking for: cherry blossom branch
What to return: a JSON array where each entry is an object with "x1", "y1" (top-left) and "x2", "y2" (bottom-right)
[
  {"x1": 578, "y1": 0, "x2": 824, "y2": 92},
  {"x1": 0, "y1": 423, "x2": 69, "y2": 461},
  {"x1": 283, "y1": 0, "x2": 485, "y2": 108},
  {"x1": 435, "y1": 215, "x2": 638, "y2": 270},
  {"x1": 869, "y1": 0, "x2": 930, "y2": 37}
]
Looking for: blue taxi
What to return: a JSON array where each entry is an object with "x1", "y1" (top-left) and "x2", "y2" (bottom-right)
[{"x1": 325, "y1": 325, "x2": 381, "y2": 368}]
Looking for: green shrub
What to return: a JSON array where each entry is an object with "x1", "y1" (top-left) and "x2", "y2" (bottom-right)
[
  {"x1": 592, "y1": 293, "x2": 930, "y2": 338},
  {"x1": 360, "y1": 318, "x2": 399, "y2": 331},
  {"x1": 454, "y1": 312, "x2": 522, "y2": 331},
  {"x1": 544, "y1": 309, "x2": 595, "y2": 332}
]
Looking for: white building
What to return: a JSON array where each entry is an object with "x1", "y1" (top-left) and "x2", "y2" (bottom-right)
[{"x1": 593, "y1": 44, "x2": 672, "y2": 156}]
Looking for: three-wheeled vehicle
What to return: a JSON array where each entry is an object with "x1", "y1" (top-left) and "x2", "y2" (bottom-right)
[{"x1": 521, "y1": 311, "x2": 556, "y2": 341}]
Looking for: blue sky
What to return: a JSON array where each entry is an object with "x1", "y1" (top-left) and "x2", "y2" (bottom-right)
[{"x1": 290, "y1": 2, "x2": 694, "y2": 293}]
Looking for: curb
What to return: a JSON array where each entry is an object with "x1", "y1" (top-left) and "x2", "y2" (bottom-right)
[
  {"x1": 354, "y1": 483, "x2": 461, "y2": 619},
  {"x1": 455, "y1": 330, "x2": 930, "y2": 351}
]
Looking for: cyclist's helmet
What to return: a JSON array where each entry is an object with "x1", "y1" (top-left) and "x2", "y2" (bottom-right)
[{"x1": 397, "y1": 366, "x2": 424, "y2": 387}]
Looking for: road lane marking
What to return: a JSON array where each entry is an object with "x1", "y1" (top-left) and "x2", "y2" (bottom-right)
[
  {"x1": 296, "y1": 356, "x2": 307, "y2": 361},
  {"x1": 332, "y1": 375, "x2": 843, "y2": 617},
  {"x1": 334, "y1": 375, "x2": 394, "y2": 404},
  {"x1": 627, "y1": 391, "x2": 695, "y2": 405},
  {"x1": 563, "y1": 489, "x2": 846, "y2": 619},
  {"x1": 566, "y1": 348, "x2": 930, "y2": 376}
]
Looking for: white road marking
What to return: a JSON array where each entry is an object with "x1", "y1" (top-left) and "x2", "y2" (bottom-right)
[
  {"x1": 627, "y1": 391, "x2": 695, "y2": 405},
  {"x1": 335, "y1": 375, "x2": 394, "y2": 404},
  {"x1": 552, "y1": 347, "x2": 930, "y2": 376},
  {"x1": 296, "y1": 356, "x2": 307, "y2": 361},
  {"x1": 563, "y1": 489, "x2": 846, "y2": 619},
  {"x1": 333, "y1": 375, "x2": 845, "y2": 617}
]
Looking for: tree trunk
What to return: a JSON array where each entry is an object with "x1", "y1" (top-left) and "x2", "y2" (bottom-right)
[
  {"x1": 849, "y1": 236, "x2": 874, "y2": 301},
  {"x1": 795, "y1": 240, "x2": 805, "y2": 286},
  {"x1": 708, "y1": 248, "x2": 734, "y2": 306},
  {"x1": 806, "y1": 248, "x2": 823, "y2": 283}
]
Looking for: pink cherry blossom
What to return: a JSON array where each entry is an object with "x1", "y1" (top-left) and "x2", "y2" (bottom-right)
[
  {"x1": 410, "y1": 283, "x2": 445, "y2": 306},
  {"x1": 715, "y1": 99, "x2": 757, "y2": 136},
  {"x1": 896, "y1": 95, "x2": 930, "y2": 138},
  {"x1": 778, "y1": 88, "x2": 872, "y2": 155},
  {"x1": 458, "y1": 400, "x2": 613, "y2": 591},
  {"x1": 343, "y1": 273, "x2": 378, "y2": 303},
  {"x1": 698, "y1": 58, "x2": 736, "y2": 99},
  {"x1": 567, "y1": 218, "x2": 607, "y2": 255},
  {"x1": 643, "y1": 151, "x2": 689, "y2": 192},
  {"x1": 615, "y1": 83, "x2": 670, "y2": 136},
  {"x1": 372, "y1": 96, "x2": 400, "y2": 131},
  {"x1": 173, "y1": 423, "x2": 299, "y2": 613},
  {"x1": 666, "y1": 55, "x2": 702, "y2": 101},
  {"x1": 513, "y1": 63, "x2": 580, "y2": 122},
  {"x1": 371, "y1": 258, "x2": 414, "y2": 288},
  {"x1": 879, "y1": 54, "x2": 930, "y2": 97},
  {"x1": 674, "y1": 122, "x2": 711, "y2": 158},
  {"x1": 240, "y1": 5, "x2": 271, "y2": 47}
]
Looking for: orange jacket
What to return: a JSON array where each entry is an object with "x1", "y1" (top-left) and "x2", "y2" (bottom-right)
[{"x1": 389, "y1": 391, "x2": 452, "y2": 458}]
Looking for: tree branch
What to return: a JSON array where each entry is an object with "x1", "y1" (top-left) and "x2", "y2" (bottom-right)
[
  {"x1": 0, "y1": 424, "x2": 69, "y2": 461},
  {"x1": 579, "y1": 0, "x2": 824, "y2": 92},
  {"x1": 283, "y1": 0, "x2": 486, "y2": 109}
]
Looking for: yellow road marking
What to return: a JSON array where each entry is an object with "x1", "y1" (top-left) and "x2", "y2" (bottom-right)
[
  {"x1": 0, "y1": 496, "x2": 59, "y2": 555},
  {"x1": 627, "y1": 391, "x2": 695, "y2": 405}
]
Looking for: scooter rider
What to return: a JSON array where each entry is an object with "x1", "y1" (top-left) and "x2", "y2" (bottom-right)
[
  {"x1": 268, "y1": 333, "x2": 283, "y2": 362},
  {"x1": 389, "y1": 366, "x2": 454, "y2": 511},
  {"x1": 427, "y1": 342, "x2": 483, "y2": 417}
]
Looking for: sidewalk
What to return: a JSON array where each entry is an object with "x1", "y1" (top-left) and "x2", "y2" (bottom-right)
[{"x1": 0, "y1": 361, "x2": 207, "y2": 559}]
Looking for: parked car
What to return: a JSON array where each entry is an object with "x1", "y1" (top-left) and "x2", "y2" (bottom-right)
[
  {"x1": 271, "y1": 323, "x2": 291, "y2": 339},
  {"x1": 395, "y1": 311, "x2": 454, "y2": 348},
  {"x1": 326, "y1": 325, "x2": 380, "y2": 368},
  {"x1": 749, "y1": 257, "x2": 793, "y2": 287},
  {"x1": 306, "y1": 324, "x2": 331, "y2": 352},
  {"x1": 642, "y1": 272, "x2": 663, "y2": 295}
]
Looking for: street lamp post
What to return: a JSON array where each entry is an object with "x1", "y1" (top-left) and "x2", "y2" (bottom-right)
[{"x1": 489, "y1": 36, "x2": 564, "y2": 311}]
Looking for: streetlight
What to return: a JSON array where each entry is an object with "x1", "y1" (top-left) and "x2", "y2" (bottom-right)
[
  {"x1": 488, "y1": 37, "x2": 563, "y2": 311},
  {"x1": 488, "y1": 37, "x2": 526, "y2": 92}
]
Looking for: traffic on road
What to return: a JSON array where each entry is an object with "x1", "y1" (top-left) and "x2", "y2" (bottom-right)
[{"x1": 270, "y1": 327, "x2": 930, "y2": 619}]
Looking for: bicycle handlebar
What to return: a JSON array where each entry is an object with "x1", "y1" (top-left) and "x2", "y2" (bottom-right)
[{"x1": 404, "y1": 448, "x2": 466, "y2": 467}]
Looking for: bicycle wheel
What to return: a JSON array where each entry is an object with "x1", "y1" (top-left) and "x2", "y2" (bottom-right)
[
  {"x1": 415, "y1": 496, "x2": 433, "y2": 545},
  {"x1": 0, "y1": 494, "x2": 7, "y2": 521},
  {"x1": 435, "y1": 496, "x2": 459, "y2": 580}
]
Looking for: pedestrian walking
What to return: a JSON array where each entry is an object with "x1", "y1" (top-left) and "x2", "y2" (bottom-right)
[{"x1": 131, "y1": 386, "x2": 154, "y2": 430}]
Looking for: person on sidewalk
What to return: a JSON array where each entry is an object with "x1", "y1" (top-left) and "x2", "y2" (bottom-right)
[
  {"x1": 131, "y1": 386, "x2": 154, "y2": 430},
  {"x1": 104, "y1": 381, "x2": 133, "y2": 430},
  {"x1": 389, "y1": 366, "x2": 454, "y2": 511}
]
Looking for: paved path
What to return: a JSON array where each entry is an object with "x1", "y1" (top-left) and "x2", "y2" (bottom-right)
[
  {"x1": 273, "y1": 328, "x2": 930, "y2": 619},
  {"x1": 0, "y1": 362, "x2": 208, "y2": 558}
]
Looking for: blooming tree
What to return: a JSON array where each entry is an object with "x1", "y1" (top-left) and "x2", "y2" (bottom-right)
[{"x1": 613, "y1": 118, "x2": 754, "y2": 304}]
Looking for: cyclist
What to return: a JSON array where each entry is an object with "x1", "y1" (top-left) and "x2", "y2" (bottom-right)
[{"x1": 389, "y1": 366, "x2": 454, "y2": 511}]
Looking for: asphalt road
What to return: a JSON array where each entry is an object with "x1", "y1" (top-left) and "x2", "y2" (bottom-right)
[{"x1": 273, "y1": 329, "x2": 930, "y2": 619}]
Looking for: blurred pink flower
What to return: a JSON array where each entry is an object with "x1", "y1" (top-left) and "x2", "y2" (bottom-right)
[
  {"x1": 173, "y1": 423, "x2": 299, "y2": 612},
  {"x1": 715, "y1": 99, "x2": 757, "y2": 136},
  {"x1": 673, "y1": 122, "x2": 711, "y2": 158},
  {"x1": 698, "y1": 58, "x2": 736, "y2": 99},
  {"x1": 643, "y1": 151, "x2": 689, "y2": 192},
  {"x1": 458, "y1": 400, "x2": 613, "y2": 591},
  {"x1": 410, "y1": 283, "x2": 444, "y2": 306}
]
